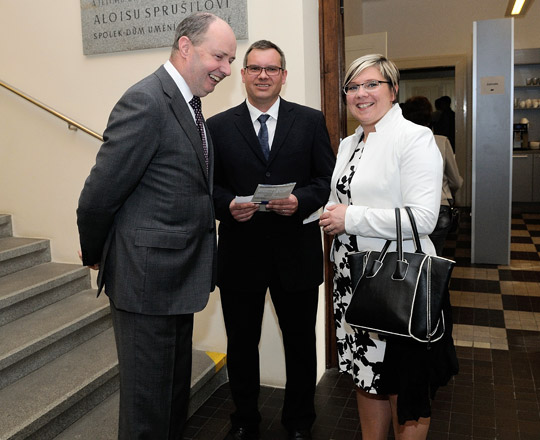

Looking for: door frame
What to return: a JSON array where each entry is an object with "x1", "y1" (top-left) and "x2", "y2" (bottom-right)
[{"x1": 318, "y1": 0, "x2": 345, "y2": 368}]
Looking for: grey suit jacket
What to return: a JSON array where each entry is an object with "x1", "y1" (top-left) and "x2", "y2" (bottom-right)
[{"x1": 77, "y1": 66, "x2": 217, "y2": 315}]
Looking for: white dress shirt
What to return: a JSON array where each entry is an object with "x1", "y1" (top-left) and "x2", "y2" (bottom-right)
[
  {"x1": 164, "y1": 60, "x2": 203, "y2": 130},
  {"x1": 245, "y1": 97, "x2": 280, "y2": 150}
]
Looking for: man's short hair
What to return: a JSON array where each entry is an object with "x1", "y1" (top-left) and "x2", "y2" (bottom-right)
[
  {"x1": 243, "y1": 40, "x2": 286, "y2": 70},
  {"x1": 172, "y1": 12, "x2": 217, "y2": 51}
]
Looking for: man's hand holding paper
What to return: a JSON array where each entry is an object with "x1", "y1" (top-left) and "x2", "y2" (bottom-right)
[
  {"x1": 229, "y1": 198, "x2": 259, "y2": 222},
  {"x1": 233, "y1": 182, "x2": 297, "y2": 216},
  {"x1": 267, "y1": 194, "x2": 298, "y2": 216}
]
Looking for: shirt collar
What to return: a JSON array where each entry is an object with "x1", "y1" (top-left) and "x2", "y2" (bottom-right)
[
  {"x1": 354, "y1": 103, "x2": 402, "y2": 138},
  {"x1": 245, "y1": 97, "x2": 281, "y2": 123},
  {"x1": 164, "y1": 60, "x2": 194, "y2": 102}
]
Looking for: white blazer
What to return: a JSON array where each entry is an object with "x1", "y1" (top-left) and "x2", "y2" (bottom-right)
[{"x1": 327, "y1": 104, "x2": 443, "y2": 256}]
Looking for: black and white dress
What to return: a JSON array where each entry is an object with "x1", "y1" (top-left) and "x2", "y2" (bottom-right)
[
  {"x1": 327, "y1": 106, "x2": 457, "y2": 423},
  {"x1": 331, "y1": 135, "x2": 386, "y2": 394}
]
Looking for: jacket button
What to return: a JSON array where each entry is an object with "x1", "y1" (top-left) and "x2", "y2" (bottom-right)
[{"x1": 265, "y1": 172, "x2": 271, "y2": 177}]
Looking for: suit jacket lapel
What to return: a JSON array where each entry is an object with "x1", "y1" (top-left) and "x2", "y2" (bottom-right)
[
  {"x1": 155, "y1": 66, "x2": 209, "y2": 181},
  {"x1": 234, "y1": 102, "x2": 268, "y2": 164},
  {"x1": 269, "y1": 98, "x2": 295, "y2": 164}
]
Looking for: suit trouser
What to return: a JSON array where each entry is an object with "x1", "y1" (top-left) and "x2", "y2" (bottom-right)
[
  {"x1": 220, "y1": 281, "x2": 318, "y2": 431},
  {"x1": 110, "y1": 300, "x2": 193, "y2": 440}
]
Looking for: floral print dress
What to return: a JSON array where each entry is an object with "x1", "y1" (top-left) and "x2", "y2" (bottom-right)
[{"x1": 331, "y1": 136, "x2": 386, "y2": 393}]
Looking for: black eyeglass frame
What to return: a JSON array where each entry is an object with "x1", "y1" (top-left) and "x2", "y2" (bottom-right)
[
  {"x1": 244, "y1": 65, "x2": 284, "y2": 76},
  {"x1": 342, "y1": 80, "x2": 392, "y2": 95}
]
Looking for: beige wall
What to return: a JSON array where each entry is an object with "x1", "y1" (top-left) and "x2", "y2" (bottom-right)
[
  {"x1": 0, "y1": 0, "x2": 324, "y2": 387},
  {"x1": 362, "y1": 0, "x2": 540, "y2": 58}
]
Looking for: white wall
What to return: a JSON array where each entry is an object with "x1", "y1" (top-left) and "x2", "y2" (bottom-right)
[
  {"x1": 0, "y1": 0, "x2": 325, "y2": 387},
  {"x1": 362, "y1": 0, "x2": 540, "y2": 58}
]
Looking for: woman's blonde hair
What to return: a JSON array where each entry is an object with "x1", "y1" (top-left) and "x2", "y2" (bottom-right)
[{"x1": 343, "y1": 54, "x2": 400, "y2": 100}]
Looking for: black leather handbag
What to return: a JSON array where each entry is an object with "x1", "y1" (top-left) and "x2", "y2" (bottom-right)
[{"x1": 345, "y1": 207, "x2": 455, "y2": 343}]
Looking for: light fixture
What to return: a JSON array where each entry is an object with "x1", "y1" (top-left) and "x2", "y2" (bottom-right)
[{"x1": 505, "y1": 0, "x2": 533, "y2": 16}]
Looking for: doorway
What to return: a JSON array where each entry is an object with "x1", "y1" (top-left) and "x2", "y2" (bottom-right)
[
  {"x1": 318, "y1": 0, "x2": 470, "y2": 368},
  {"x1": 399, "y1": 67, "x2": 456, "y2": 112}
]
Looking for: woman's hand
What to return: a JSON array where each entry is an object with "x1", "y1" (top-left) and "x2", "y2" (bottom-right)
[{"x1": 319, "y1": 204, "x2": 347, "y2": 235}]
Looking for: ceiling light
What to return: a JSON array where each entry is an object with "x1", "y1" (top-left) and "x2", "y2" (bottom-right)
[
  {"x1": 512, "y1": 0, "x2": 526, "y2": 14},
  {"x1": 505, "y1": 0, "x2": 532, "y2": 16}
]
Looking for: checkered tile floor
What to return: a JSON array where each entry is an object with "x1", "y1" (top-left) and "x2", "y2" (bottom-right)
[
  {"x1": 184, "y1": 210, "x2": 540, "y2": 439},
  {"x1": 446, "y1": 212, "x2": 540, "y2": 350}
]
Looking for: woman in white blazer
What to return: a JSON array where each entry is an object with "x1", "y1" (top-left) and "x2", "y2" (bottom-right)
[{"x1": 320, "y1": 55, "x2": 457, "y2": 440}]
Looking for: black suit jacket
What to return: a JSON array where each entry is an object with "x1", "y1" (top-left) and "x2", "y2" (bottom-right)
[
  {"x1": 207, "y1": 99, "x2": 335, "y2": 292},
  {"x1": 77, "y1": 66, "x2": 217, "y2": 315}
]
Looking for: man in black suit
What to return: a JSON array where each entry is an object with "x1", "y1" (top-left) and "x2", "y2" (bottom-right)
[
  {"x1": 207, "y1": 40, "x2": 335, "y2": 440},
  {"x1": 433, "y1": 96, "x2": 455, "y2": 151},
  {"x1": 77, "y1": 13, "x2": 236, "y2": 439}
]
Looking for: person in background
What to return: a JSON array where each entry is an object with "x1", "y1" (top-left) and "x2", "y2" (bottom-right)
[
  {"x1": 319, "y1": 54, "x2": 458, "y2": 440},
  {"x1": 432, "y1": 95, "x2": 455, "y2": 151},
  {"x1": 77, "y1": 13, "x2": 236, "y2": 439},
  {"x1": 402, "y1": 95, "x2": 463, "y2": 256},
  {"x1": 207, "y1": 40, "x2": 335, "y2": 440}
]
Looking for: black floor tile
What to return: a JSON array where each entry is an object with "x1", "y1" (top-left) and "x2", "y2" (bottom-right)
[
  {"x1": 512, "y1": 236, "x2": 534, "y2": 243},
  {"x1": 512, "y1": 224, "x2": 528, "y2": 230},
  {"x1": 511, "y1": 251, "x2": 540, "y2": 261}
]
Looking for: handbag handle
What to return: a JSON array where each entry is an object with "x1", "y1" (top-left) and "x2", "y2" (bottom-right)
[
  {"x1": 375, "y1": 208, "x2": 406, "y2": 260},
  {"x1": 404, "y1": 206, "x2": 424, "y2": 254},
  {"x1": 393, "y1": 208, "x2": 408, "y2": 280},
  {"x1": 367, "y1": 208, "x2": 421, "y2": 280}
]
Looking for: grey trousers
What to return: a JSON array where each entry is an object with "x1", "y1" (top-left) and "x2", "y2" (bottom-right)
[{"x1": 110, "y1": 300, "x2": 193, "y2": 440}]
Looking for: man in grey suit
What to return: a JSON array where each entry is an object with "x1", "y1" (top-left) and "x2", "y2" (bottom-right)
[{"x1": 77, "y1": 12, "x2": 236, "y2": 439}]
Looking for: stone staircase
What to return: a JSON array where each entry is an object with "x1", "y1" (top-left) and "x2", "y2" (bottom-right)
[{"x1": 0, "y1": 214, "x2": 227, "y2": 440}]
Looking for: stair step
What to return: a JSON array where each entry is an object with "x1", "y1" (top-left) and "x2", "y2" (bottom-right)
[
  {"x1": 0, "y1": 214, "x2": 13, "y2": 238},
  {"x1": 0, "y1": 328, "x2": 118, "y2": 440},
  {"x1": 189, "y1": 350, "x2": 228, "y2": 417},
  {"x1": 54, "y1": 392, "x2": 119, "y2": 440},
  {"x1": 0, "y1": 237, "x2": 50, "y2": 277},
  {"x1": 53, "y1": 351, "x2": 228, "y2": 439},
  {"x1": 0, "y1": 262, "x2": 91, "y2": 326},
  {"x1": 0, "y1": 289, "x2": 110, "y2": 390}
]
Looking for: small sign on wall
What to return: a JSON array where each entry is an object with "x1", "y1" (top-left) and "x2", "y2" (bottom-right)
[
  {"x1": 80, "y1": 0, "x2": 248, "y2": 56},
  {"x1": 480, "y1": 76, "x2": 505, "y2": 95}
]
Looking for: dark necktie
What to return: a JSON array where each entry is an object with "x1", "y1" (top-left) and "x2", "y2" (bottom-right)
[
  {"x1": 257, "y1": 114, "x2": 270, "y2": 160},
  {"x1": 189, "y1": 96, "x2": 208, "y2": 170}
]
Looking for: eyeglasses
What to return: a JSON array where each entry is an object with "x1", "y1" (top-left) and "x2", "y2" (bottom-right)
[
  {"x1": 244, "y1": 65, "x2": 284, "y2": 76},
  {"x1": 342, "y1": 80, "x2": 391, "y2": 95}
]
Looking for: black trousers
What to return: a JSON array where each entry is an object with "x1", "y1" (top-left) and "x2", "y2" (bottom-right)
[
  {"x1": 110, "y1": 300, "x2": 194, "y2": 440},
  {"x1": 220, "y1": 281, "x2": 318, "y2": 431}
]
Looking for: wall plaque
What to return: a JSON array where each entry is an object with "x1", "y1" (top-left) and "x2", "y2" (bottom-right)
[{"x1": 80, "y1": 0, "x2": 248, "y2": 55}]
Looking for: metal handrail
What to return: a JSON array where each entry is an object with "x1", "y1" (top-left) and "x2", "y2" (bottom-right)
[{"x1": 0, "y1": 79, "x2": 103, "y2": 142}]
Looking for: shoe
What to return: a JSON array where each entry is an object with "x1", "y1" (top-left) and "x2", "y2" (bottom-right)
[
  {"x1": 225, "y1": 426, "x2": 260, "y2": 440},
  {"x1": 288, "y1": 429, "x2": 312, "y2": 440}
]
